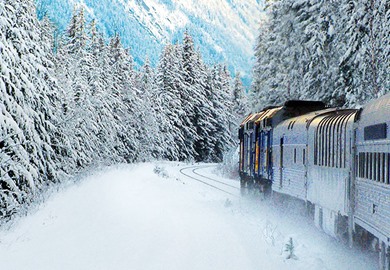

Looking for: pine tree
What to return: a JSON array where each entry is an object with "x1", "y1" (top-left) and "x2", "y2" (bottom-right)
[
  {"x1": 0, "y1": 0, "x2": 63, "y2": 216},
  {"x1": 137, "y1": 57, "x2": 162, "y2": 161},
  {"x1": 107, "y1": 34, "x2": 140, "y2": 162},
  {"x1": 232, "y1": 72, "x2": 248, "y2": 126},
  {"x1": 180, "y1": 31, "x2": 201, "y2": 160},
  {"x1": 65, "y1": 6, "x2": 87, "y2": 55},
  {"x1": 210, "y1": 65, "x2": 235, "y2": 162},
  {"x1": 154, "y1": 44, "x2": 186, "y2": 161},
  {"x1": 192, "y1": 51, "x2": 216, "y2": 161}
]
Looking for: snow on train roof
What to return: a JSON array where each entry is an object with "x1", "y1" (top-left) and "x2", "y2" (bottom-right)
[
  {"x1": 239, "y1": 107, "x2": 283, "y2": 127},
  {"x1": 359, "y1": 92, "x2": 390, "y2": 126},
  {"x1": 254, "y1": 106, "x2": 282, "y2": 127},
  {"x1": 239, "y1": 113, "x2": 256, "y2": 127}
]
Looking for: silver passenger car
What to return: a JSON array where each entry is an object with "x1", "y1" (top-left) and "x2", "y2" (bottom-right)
[
  {"x1": 272, "y1": 109, "x2": 336, "y2": 201},
  {"x1": 307, "y1": 109, "x2": 357, "y2": 237},
  {"x1": 354, "y1": 93, "x2": 390, "y2": 263}
]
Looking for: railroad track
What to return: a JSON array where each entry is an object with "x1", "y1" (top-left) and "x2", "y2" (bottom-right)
[{"x1": 179, "y1": 165, "x2": 240, "y2": 198}]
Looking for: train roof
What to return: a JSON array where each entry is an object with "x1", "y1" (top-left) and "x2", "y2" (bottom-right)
[
  {"x1": 239, "y1": 107, "x2": 282, "y2": 128},
  {"x1": 306, "y1": 108, "x2": 358, "y2": 128},
  {"x1": 254, "y1": 107, "x2": 282, "y2": 127},
  {"x1": 274, "y1": 108, "x2": 358, "y2": 134},
  {"x1": 274, "y1": 108, "x2": 336, "y2": 131},
  {"x1": 358, "y1": 92, "x2": 390, "y2": 126},
  {"x1": 240, "y1": 99, "x2": 327, "y2": 129}
]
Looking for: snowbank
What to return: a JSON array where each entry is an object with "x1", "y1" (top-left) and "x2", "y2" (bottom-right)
[{"x1": 0, "y1": 163, "x2": 377, "y2": 270}]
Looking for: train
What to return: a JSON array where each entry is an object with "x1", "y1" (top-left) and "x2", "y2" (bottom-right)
[{"x1": 238, "y1": 94, "x2": 390, "y2": 269}]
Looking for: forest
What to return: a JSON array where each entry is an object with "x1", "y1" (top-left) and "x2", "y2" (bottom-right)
[
  {"x1": 2, "y1": 0, "x2": 389, "y2": 221},
  {"x1": 250, "y1": 0, "x2": 389, "y2": 110},
  {"x1": 0, "y1": 1, "x2": 248, "y2": 218}
]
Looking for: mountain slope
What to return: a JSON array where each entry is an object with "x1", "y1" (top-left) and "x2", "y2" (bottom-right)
[{"x1": 35, "y1": 0, "x2": 264, "y2": 85}]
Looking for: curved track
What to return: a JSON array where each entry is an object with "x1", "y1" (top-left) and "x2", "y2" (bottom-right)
[{"x1": 180, "y1": 165, "x2": 240, "y2": 198}]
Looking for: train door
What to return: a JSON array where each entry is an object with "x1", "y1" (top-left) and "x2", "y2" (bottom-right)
[{"x1": 279, "y1": 137, "x2": 284, "y2": 188}]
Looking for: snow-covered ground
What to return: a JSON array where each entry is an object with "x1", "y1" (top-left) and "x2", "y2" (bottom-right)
[{"x1": 0, "y1": 163, "x2": 378, "y2": 270}]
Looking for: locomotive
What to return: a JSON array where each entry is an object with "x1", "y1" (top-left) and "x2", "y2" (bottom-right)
[{"x1": 238, "y1": 94, "x2": 390, "y2": 269}]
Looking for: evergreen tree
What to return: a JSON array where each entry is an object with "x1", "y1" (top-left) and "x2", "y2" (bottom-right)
[
  {"x1": 251, "y1": 0, "x2": 389, "y2": 108},
  {"x1": 180, "y1": 31, "x2": 202, "y2": 160},
  {"x1": 0, "y1": 0, "x2": 63, "y2": 216},
  {"x1": 154, "y1": 44, "x2": 187, "y2": 161},
  {"x1": 137, "y1": 57, "x2": 162, "y2": 161},
  {"x1": 210, "y1": 65, "x2": 235, "y2": 162},
  {"x1": 107, "y1": 34, "x2": 140, "y2": 162},
  {"x1": 192, "y1": 51, "x2": 216, "y2": 161},
  {"x1": 232, "y1": 72, "x2": 248, "y2": 128}
]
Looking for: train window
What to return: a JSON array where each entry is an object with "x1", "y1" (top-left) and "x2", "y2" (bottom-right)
[
  {"x1": 362, "y1": 152, "x2": 365, "y2": 178},
  {"x1": 337, "y1": 117, "x2": 343, "y2": 168},
  {"x1": 383, "y1": 153, "x2": 387, "y2": 183},
  {"x1": 326, "y1": 118, "x2": 331, "y2": 167},
  {"x1": 358, "y1": 152, "x2": 364, "y2": 178},
  {"x1": 372, "y1": 152, "x2": 375, "y2": 181},
  {"x1": 387, "y1": 153, "x2": 390, "y2": 184},
  {"x1": 332, "y1": 116, "x2": 340, "y2": 168},
  {"x1": 378, "y1": 153, "x2": 385, "y2": 183},
  {"x1": 386, "y1": 153, "x2": 388, "y2": 185},
  {"x1": 368, "y1": 153, "x2": 372, "y2": 180},
  {"x1": 385, "y1": 153, "x2": 388, "y2": 184},
  {"x1": 364, "y1": 152, "x2": 368, "y2": 179},
  {"x1": 294, "y1": 148, "x2": 297, "y2": 163},
  {"x1": 383, "y1": 153, "x2": 386, "y2": 183},
  {"x1": 364, "y1": 123, "x2": 387, "y2": 140},
  {"x1": 366, "y1": 152, "x2": 369, "y2": 179},
  {"x1": 371, "y1": 153, "x2": 375, "y2": 180},
  {"x1": 376, "y1": 153, "x2": 379, "y2": 182},
  {"x1": 318, "y1": 123, "x2": 323, "y2": 166},
  {"x1": 365, "y1": 152, "x2": 368, "y2": 179},
  {"x1": 373, "y1": 153, "x2": 376, "y2": 180},
  {"x1": 342, "y1": 115, "x2": 348, "y2": 169},
  {"x1": 377, "y1": 153, "x2": 380, "y2": 182}
]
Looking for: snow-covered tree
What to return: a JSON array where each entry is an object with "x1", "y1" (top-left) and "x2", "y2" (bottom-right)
[
  {"x1": 0, "y1": 0, "x2": 64, "y2": 216},
  {"x1": 154, "y1": 44, "x2": 187, "y2": 160},
  {"x1": 210, "y1": 65, "x2": 235, "y2": 162},
  {"x1": 191, "y1": 51, "x2": 217, "y2": 162},
  {"x1": 251, "y1": 0, "x2": 389, "y2": 109},
  {"x1": 0, "y1": 2, "x2": 241, "y2": 221},
  {"x1": 108, "y1": 34, "x2": 144, "y2": 162},
  {"x1": 231, "y1": 72, "x2": 248, "y2": 127},
  {"x1": 136, "y1": 57, "x2": 162, "y2": 161}
]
